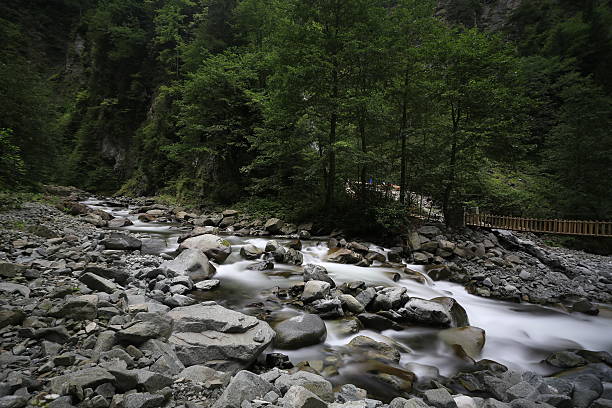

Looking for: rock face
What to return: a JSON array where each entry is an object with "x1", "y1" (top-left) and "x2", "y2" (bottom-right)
[
  {"x1": 161, "y1": 249, "x2": 216, "y2": 282},
  {"x1": 274, "y1": 314, "x2": 327, "y2": 349},
  {"x1": 167, "y1": 303, "x2": 275, "y2": 373},
  {"x1": 178, "y1": 234, "x2": 232, "y2": 263},
  {"x1": 101, "y1": 232, "x2": 142, "y2": 250}
]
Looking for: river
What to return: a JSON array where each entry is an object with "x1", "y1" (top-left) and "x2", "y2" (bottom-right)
[{"x1": 82, "y1": 198, "x2": 612, "y2": 394}]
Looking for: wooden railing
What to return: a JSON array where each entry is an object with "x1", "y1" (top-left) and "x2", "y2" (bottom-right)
[{"x1": 464, "y1": 213, "x2": 612, "y2": 237}]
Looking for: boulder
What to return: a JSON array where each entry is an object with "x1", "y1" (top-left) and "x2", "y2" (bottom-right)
[
  {"x1": 194, "y1": 279, "x2": 220, "y2": 290},
  {"x1": 338, "y1": 294, "x2": 365, "y2": 314},
  {"x1": 178, "y1": 234, "x2": 232, "y2": 263},
  {"x1": 108, "y1": 217, "x2": 133, "y2": 228},
  {"x1": 123, "y1": 393, "x2": 165, "y2": 408},
  {"x1": 140, "y1": 339, "x2": 185, "y2": 375},
  {"x1": 278, "y1": 385, "x2": 328, "y2": 408},
  {"x1": 0, "y1": 282, "x2": 29, "y2": 298},
  {"x1": 117, "y1": 313, "x2": 173, "y2": 344},
  {"x1": 78, "y1": 272, "x2": 117, "y2": 294},
  {"x1": 370, "y1": 287, "x2": 408, "y2": 312},
  {"x1": 49, "y1": 367, "x2": 115, "y2": 394},
  {"x1": 303, "y1": 264, "x2": 335, "y2": 288},
  {"x1": 438, "y1": 326, "x2": 485, "y2": 359},
  {"x1": 399, "y1": 297, "x2": 468, "y2": 328},
  {"x1": 346, "y1": 336, "x2": 401, "y2": 363},
  {"x1": 160, "y1": 249, "x2": 216, "y2": 282},
  {"x1": 357, "y1": 313, "x2": 398, "y2": 331},
  {"x1": 240, "y1": 244, "x2": 263, "y2": 260},
  {"x1": 0, "y1": 263, "x2": 26, "y2": 278},
  {"x1": 49, "y1": 295, "x2": 97, "y2": 320},
  {"x1": 247, "y1": 260, "x2": 274, "y2": 271},
  {"x1": 418, "y1": 225, "x2": 442, "y2": 237},
  {"x1": 178, "y1": 365, "x2": 229, "y2": 385},
  {"x1": 274, "y1": 314, "x2": 327, "y2": 349},
  {"x1": 167, "y1": 303, "x2": 275, "y2": 373},
  {"x1": 302, "y1": 280, "x2": 331, "y2": 303},
  {"x1": 307, "y1": 298, "x2": 344, "y2": 319},
  {"x1": 545, "y1": 351, "x2": 587, "y2": 368},
  {"x1": 0, "y1": 309, "x2": 26, "y2": 328},
  {"x1": 423, "y1": 388, "x2": 458, "y2": 408},
  {"x1": 265, "y1": 240, "x2": 281, "y2": 252},
  {"x1": 347, "y1": 241, "x2": 369, "y2": 254},
  {"x1": 264, "y1": 218, "x2": 285, "y2": 234},
  {"x1": 101, "y1": 233, "x2": 142, "y2": 250},
  {"x1": 275, "y1": 371, "x2": 334, "y2": 402},
  {"x1": 327, "y1": 248, "x2": 363, "y2": 264},
  {"x1": 84, "y1": 265, "x2": 129, "y2": 284},
  {"x1": 284, "y1": 248, "x2": 304, "y2": 265},
  {"x1": 212, "y1": 370, "x2": 273, "y2": 408}
]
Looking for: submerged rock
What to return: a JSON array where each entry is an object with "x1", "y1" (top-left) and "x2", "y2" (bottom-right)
[
  {"x1": 346, "y1": 336, "x2": 401, "y2": 363},
  {"x1": 438, "y1": 326, "x2": 486, "y2": 359}
]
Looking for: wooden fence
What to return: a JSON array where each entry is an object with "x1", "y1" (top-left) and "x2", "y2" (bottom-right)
[{"x1": 464, "y1": 213, "x2": 612, "y2": 237}]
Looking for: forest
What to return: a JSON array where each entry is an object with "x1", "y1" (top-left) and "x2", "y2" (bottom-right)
[{"x1": 1, "y1": 0, "x2": 611, "y2": 236}]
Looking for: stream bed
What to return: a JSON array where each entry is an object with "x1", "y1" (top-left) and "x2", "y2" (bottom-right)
[{"x1": 83, "y1": 198, "x2": 612, "y2": 394}]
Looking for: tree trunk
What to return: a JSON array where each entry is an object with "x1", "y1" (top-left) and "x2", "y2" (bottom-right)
[
  {"x1": 443, "y1": 100, "x2": 460, "y2": 226},
  {"x1": 359, "y1": 113, "x2": 366, "y2": 201},
  {"x1": 326, "y1": 65, "x2": 338, "y2": 210},
  {"x1": 399, "y1": 69, "x2": 409, "y2": 204}
]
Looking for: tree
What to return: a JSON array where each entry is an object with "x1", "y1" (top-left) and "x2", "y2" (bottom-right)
[{"x1": 427, "y1": 28, "x2": 527, "y2": 224}]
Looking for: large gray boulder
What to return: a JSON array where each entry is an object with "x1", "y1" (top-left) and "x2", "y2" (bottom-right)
[
  {"x1": 438, "y1": 326, "x2": 485, "y2": 359},
  {"x1": 78, "y1": 272, "x2": 118, "y2": 294},
  {"x1": 101, "y1": 232, "x2": 142, "y2": 250},
  {"x1": 327, "y1": 248, "x2": 363, "y2": 264},
  {"x1": 49, "y1": 367, "x2": 115, "y2": 394},
  {"x1": 278, "y1": 385, "x2": 328, "y2": 408},
  {"x1": 240, "y1": 244, "x2": 263, "y2": 260},
  {"x1": 161, "y1": 249, "x2": 216, "y2": 282},
  {"x1": 264, "y1": 218, "x2": 285, "y2": 234},
  {"x1": 303, "y1": 264, "x2": 335, "y2": 288},
  {"x1": 212, "y1": 370, "x2": 273, "y2": 408},
  {"x1": 346, "y1": 336, "x2": 401, "y2": 363},
  {"x1": 167, "y1": 303, "x2": 275, "y2": 373},
  {"x1": 116, "y1": 313, "x2": 173, "y2": 345},
  {"x1": 370, "y1": 287, "x2": 408, "y2": 311},
  {"x1": 274, "y1": 314, "x2": 327, "y2": 349},
  {"x1": 49, "y1": 295, "x2": 97, "y2": 320},
  {"x1": 399, "y1": 297, "x2": 469, "y2": 328},
  {"x1": 275, "y1": 371, "x2": 334, "y2": 402},
  {"x1": 178, "y1": 234, "x2": 232, "y2": 263},
  {"x1": 302, "y1": 280, "x2": 331, "y2": 303}
]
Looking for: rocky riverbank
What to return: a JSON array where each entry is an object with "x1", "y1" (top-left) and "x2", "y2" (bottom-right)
[{"x1": 0, "y1": 190, "x2": 611, "y2": 408}]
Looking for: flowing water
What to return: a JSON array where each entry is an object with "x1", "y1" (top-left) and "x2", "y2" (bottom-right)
[{"x1": 84, "y1": 199, "x2": 612, "y2": 393}]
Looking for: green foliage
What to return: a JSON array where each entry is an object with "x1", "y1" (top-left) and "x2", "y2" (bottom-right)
[
  {"x1": 0, "y1": 129, "x2": 26, "y2": 189},
  {"x1": 3, "y1": 0, "x2": 612, "y2": 236}
]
